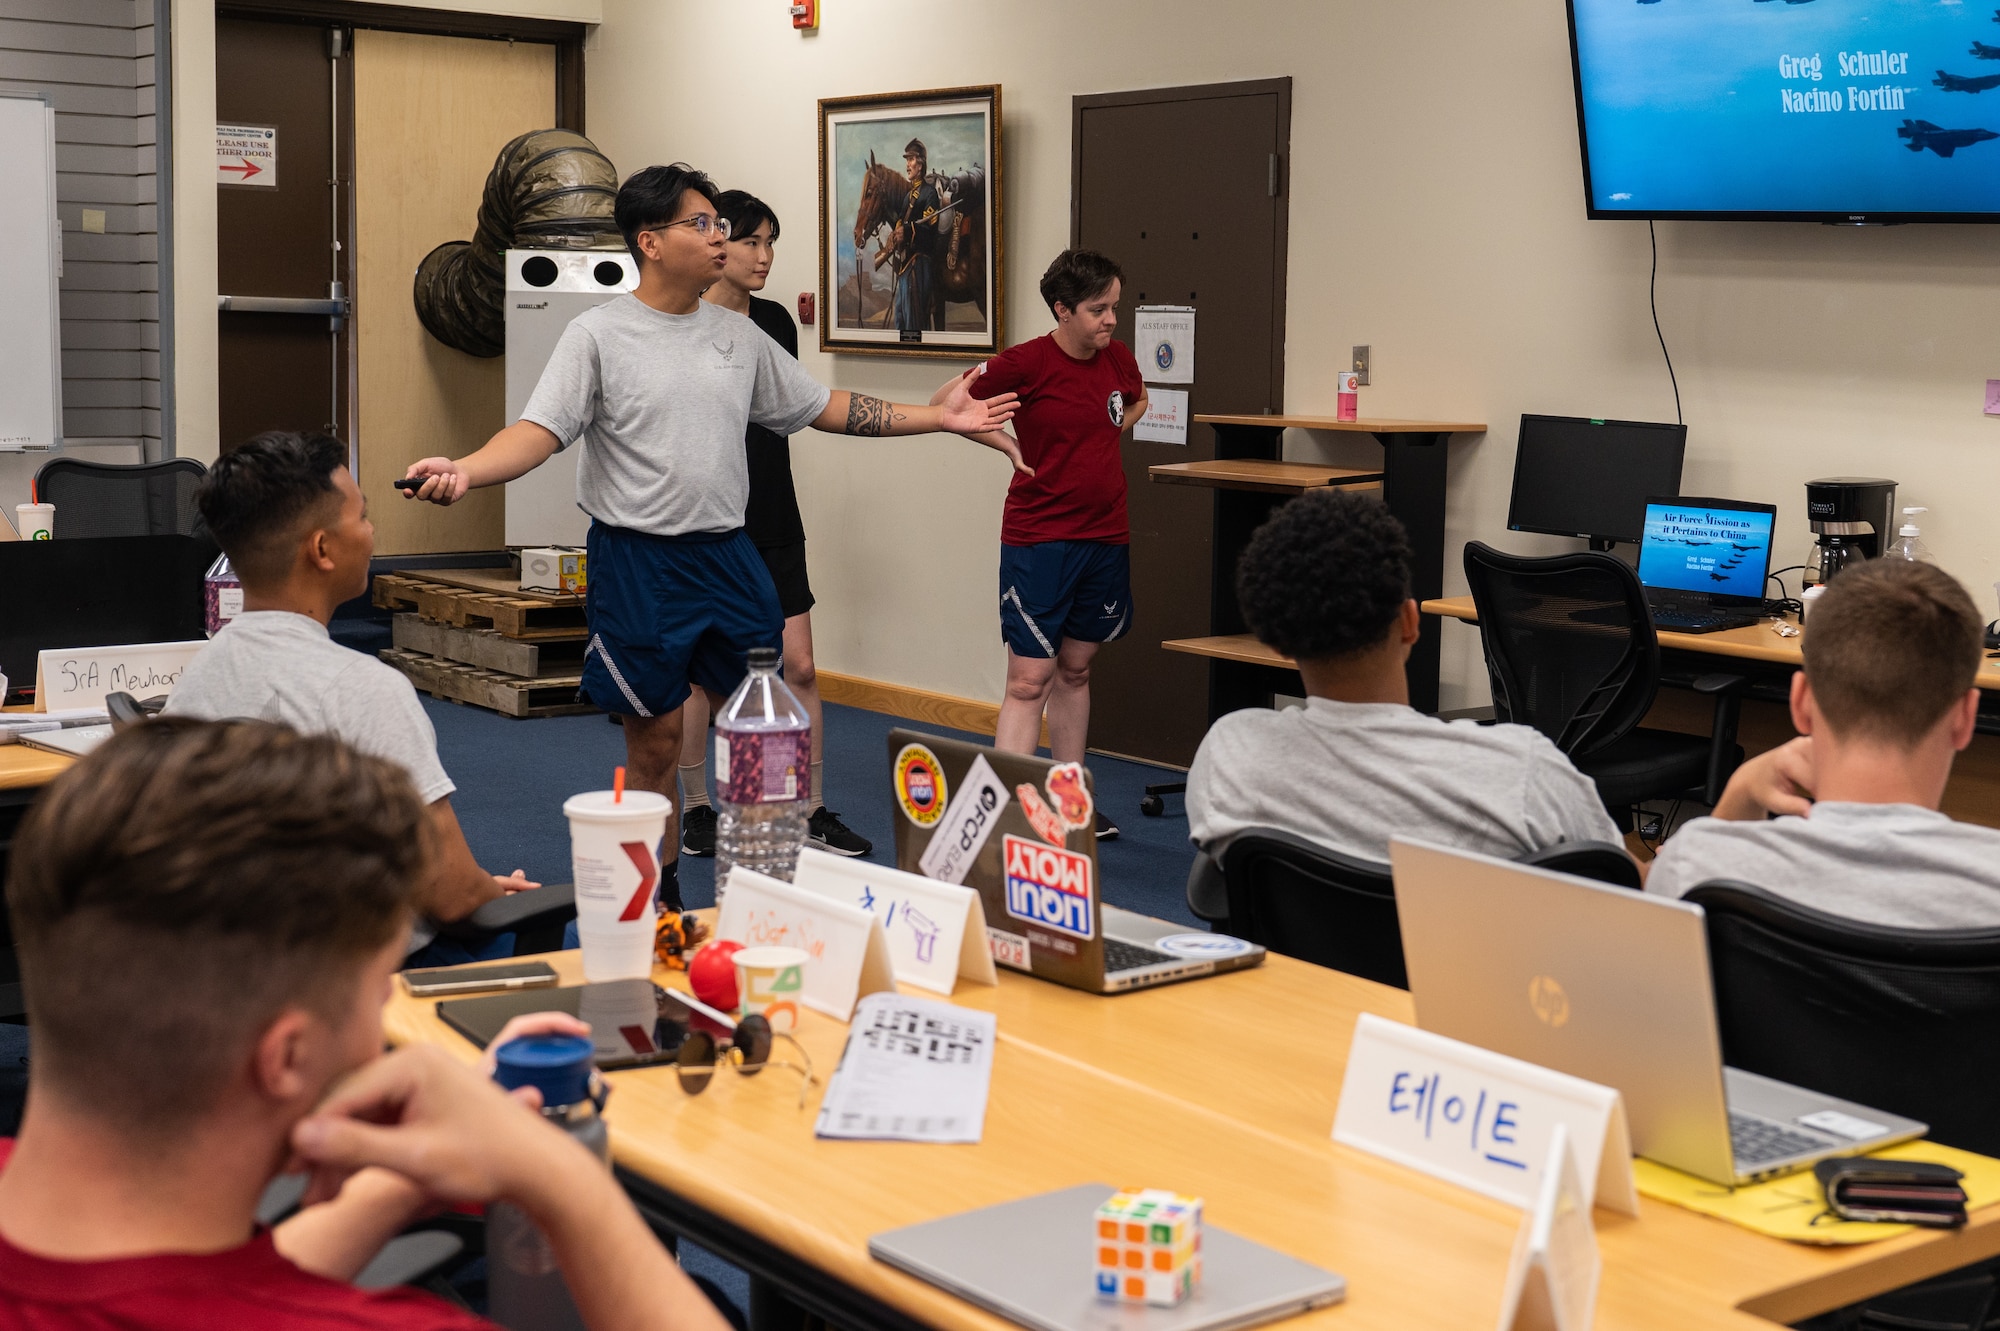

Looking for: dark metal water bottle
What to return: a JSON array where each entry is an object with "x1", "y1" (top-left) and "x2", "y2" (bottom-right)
[{"x1": 488, "y1": 1035, "x2": 610, "y2": 1331}]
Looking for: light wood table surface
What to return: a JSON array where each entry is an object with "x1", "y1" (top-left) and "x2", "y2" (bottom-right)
[
  {"x1": 0, "y1": 705, "x2": 73, "y2": 793},
  {"x1": 384, "y1": 949, "x2": 2000, "y2": 1329},
  {"x1": 1147, "y1": 460, "x2": 1383, "y2": 495}
]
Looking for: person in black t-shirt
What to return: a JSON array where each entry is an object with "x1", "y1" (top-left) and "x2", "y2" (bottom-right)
[{"x1": 684, "y1": 191, "x2": 871, "y2": 857}]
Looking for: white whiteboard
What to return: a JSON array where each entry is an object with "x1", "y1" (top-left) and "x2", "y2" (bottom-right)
[{"x1": 0, "y1": 93, "x2": 62, "y2": 452}]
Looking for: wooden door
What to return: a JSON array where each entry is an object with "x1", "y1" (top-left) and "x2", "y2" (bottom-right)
[
  {"x1": 352, "y1": 29, "x2": 553, "y2": 555},
  {"x1": 1072, "y1": 80, "x2": 1291, "y2": 767}
]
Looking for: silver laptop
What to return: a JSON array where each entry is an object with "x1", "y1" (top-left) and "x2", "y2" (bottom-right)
[
  {"x1": 870, "y1": 1184, "x2": 1345, "y2": 1331},
  {"x1": 888, "y1": 729, "x2": 1265, "y2": 994},
  {"x1": 18, "y1": 723, "x2": 112, "y2": 758},
  {"x1": 1390, "y1": 839, "x2": 1925, "y2": 1186}
]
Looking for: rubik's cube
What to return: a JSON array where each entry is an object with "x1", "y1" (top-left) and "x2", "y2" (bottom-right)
[{"x1": 1093, "y1": 1189, "x2": 1203, "y2": 1306}]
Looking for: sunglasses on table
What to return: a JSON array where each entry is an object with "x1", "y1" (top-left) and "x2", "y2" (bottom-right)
[{"x1": 674, "y1": 1012, "x2": 816, "y2": 1109}]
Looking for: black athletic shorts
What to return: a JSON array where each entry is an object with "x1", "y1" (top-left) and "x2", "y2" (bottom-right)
[{"x1": 757, "y1": 539, "x2": 816, "y2": 620}]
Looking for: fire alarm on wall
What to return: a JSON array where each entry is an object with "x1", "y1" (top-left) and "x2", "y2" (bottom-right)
[
  {"x1": 790, "y1": 0, "x2": 818, "y2": 30},
  {"x1": 797, "y1": 292, "x2": 816, "y2": 325}
]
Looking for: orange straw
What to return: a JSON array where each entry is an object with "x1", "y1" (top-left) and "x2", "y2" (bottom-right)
[
  {"x1": 613, "y1": 766, "x2": 626, "y2": 803},
  {"x1": 27, "y1": 480, "x2": 34, "y2": 506}
]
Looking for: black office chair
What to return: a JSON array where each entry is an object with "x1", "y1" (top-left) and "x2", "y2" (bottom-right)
[
  {"x1": 1189, "y1": 829, "x2": 1641, "y2": 989},
  {"x1": 1462, "y1": 542, "x2": 1745, "y2": 827},
  {"x1": 33, "y1": 457, "x2": 207, "y2": 539},
  {"x1": 1685, "y1": 881, "x2": 2000, "y2": 1157}
]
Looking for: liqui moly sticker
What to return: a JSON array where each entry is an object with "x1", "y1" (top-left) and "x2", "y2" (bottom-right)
[
  {"x1": 1043, "y1": 762, "x2": 1093, "y2": 831},
  {"x1": 918, "y1": 753, "x2": 1008, "y2": 884},
  {"x1": 1002, "y1": 834, "x2": 1095, "y2": 940}
]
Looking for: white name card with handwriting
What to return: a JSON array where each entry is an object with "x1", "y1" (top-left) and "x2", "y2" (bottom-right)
[
  {"x1": 1496, "y1": 1124, "x2": 1600, "y2": 1331},
  {"x1": 715, "y1": 867, "x2": 896, "y2": 1020},
  {"x1": 792, "y1": 848, "x2": 997, "y2": 995},
  {"x1": 35, "y1": 640, "x2": 204, "y2": 712},
  {"x1": 1333, "y1": 1014, "x2": 1637, "y2": 1216}
]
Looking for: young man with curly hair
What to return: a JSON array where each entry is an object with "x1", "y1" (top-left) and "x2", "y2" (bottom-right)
[
  {"x1": 1184, "y1": 490, "x2": 1622, "y2": 916},
  {"x1": 1646, "y1": 558, "x2": 2000, "y2": 923}
]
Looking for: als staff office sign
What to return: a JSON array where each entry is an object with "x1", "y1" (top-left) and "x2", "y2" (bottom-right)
[{"x1": 217, "y1": 124, "x2": 277, "y2": 187}]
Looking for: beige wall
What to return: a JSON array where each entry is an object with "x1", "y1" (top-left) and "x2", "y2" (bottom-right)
[{"x1": 586, "y1": 0, "x2": 2000, "y2": 711}]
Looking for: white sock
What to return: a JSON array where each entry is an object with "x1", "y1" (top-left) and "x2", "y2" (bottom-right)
[
  {"x1": 810, "y1": 759, "x2": 825, "y2": 809},
  {"x1": 679, "y1": 760, "x2": 709, "y2": 811}
]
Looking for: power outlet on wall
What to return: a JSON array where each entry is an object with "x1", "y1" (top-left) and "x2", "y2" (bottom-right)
[{"x1": 1352, "y1": 345, "x2": 1371, "y2": 386}]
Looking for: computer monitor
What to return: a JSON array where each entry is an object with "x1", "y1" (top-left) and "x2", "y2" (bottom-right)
[{"x1": 1506, "y1": 414, "x2": 1688, "y2": 549}]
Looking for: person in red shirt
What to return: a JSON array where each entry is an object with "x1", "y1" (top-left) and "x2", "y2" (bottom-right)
[
  {"x1": 0, "y1": 718, "x2": 728, "y2": 1331},
  {"x1": 941, "y1": 251, "x2": 1146, "y2": 839}
]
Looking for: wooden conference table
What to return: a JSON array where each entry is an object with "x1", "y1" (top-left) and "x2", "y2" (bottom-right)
[{"x1": 383, "y1": 949, "x2": 2000, "y2": 1331}]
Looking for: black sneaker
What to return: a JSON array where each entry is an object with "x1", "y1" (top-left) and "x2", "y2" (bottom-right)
[
  {"x1": 1094, "y1": 810, "x2": 1120, "y2": 842},
  {"x1": 680, "y1": 804, "x2": 717, "y2": 857},
  {"x1": 808, "y1": 807, "x2": 873, "y2": 857}
]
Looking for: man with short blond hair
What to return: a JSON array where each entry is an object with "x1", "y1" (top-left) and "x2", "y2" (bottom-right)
[{"x1": 1647, "y1": 558, "x2": 2000, "y2": 924}]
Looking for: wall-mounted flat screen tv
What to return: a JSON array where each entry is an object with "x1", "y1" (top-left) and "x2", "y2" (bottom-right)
[{"x1": 1568, "y1": 0, "x2": 2000, "y2": 222}]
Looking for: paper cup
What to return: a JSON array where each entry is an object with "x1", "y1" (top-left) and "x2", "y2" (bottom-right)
[
  {"x1": 733, "y1": 945, "x2": 809, "y2": 1033},
  {"x1": 15, "y1": 504, "x2": 52, "y2": 541},
  {"x1": 564, "y1": 789, "x2": 671, "y2": 982}
]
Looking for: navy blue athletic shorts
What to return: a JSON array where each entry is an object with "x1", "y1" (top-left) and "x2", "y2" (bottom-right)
[
  {"x1": 997, "y1": 541, "x2": 1133, "y2": 658},
  {"x1": 581, "y1": 522, "x2": 783, "y2": 717}
]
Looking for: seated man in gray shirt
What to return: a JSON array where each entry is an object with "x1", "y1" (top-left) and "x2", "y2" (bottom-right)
[
  {"x1": 1647, "y1": 558, "x2": 2000, "y2": 926},
  {"x1": 165, "y1": 432, "x2": 538, "y2": 960},
  {"x1": 1185, "y1": 490, "x2": 1624, "y2": 917}
]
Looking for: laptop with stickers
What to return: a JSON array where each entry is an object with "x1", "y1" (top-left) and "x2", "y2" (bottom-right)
[{"x1": 887, "y1": 729, "x2": 1264, "y2": 994}]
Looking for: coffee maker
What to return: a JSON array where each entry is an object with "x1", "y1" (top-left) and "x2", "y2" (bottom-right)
[{"x1": 1805, "y1": 477, "x2": 1897, "y2": 587}]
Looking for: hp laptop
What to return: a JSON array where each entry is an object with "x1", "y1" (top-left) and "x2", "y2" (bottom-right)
[
  {"x1": 1635, "y1": 495, "x2": 1778, "y2": 633},
  {"x1": 887, "y1": 729, "x2": 1264, "y2": 994},
  {"x1": 1391, "y1": 839, "x2": 1925, "y2": 1186}
]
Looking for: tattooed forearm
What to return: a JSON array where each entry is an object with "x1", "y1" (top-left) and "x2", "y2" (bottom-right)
[{"x1": 845, "y1": 394, "x2": 906, "y2": 437}]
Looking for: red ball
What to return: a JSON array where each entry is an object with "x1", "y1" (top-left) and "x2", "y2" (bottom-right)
[{"x1": 689, "y1": 939, "x2": 745, "y2": 1010}]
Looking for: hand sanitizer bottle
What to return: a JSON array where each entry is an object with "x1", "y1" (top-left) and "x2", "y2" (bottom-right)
[{"x1": 1887, "y1": 508, "x2": 1934, "y2": 564}]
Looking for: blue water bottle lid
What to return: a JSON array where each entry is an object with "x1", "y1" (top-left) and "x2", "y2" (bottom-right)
[{"x1": 492, "y1": 1034, "x2": 596, "y2": 1107}]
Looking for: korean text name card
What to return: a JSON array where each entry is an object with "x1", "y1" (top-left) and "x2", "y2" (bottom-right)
[
  {"x1": 792, "y1": 847, "x2": 996, "y2": 995},
  {"x1": 1332, "y1": 1014, "x2": 1637, "y2": 1216}
]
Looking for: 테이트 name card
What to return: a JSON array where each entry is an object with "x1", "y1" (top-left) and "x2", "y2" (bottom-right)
[
  {"x1": 716, "y1": 867, "x2": 896, "y2": 1020},
  {"x1": 35, "y1": 640, "x2": 204, "y2": 712},
  {"x1": 1333, "y1": 1014, "x2": 1637, "y2": 1216},
  {"x1": 792, "y1": 847, "x2": 997, "y2": 995}
]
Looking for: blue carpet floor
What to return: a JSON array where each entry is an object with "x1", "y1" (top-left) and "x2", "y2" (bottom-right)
[{"x1": 422, "y1": 693, "x2": 1197, "y2": 1318}]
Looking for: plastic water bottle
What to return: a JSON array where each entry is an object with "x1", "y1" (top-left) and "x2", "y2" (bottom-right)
[
  {"x1": 714, "y1": 646, "x2": 812, "y2": 899},
  {"x1": 1887, "y1": 507, "x2": 1935, "y2": 564},
  {"x1": 488, "y1": 1035, "x2": 610, "y2": 1331}
]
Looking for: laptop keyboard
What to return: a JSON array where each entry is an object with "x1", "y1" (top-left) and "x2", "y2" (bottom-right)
[
  {"x1": 1729, "y1": 1111, "x2": 1831, "y2": 1167},
  {"x1": 1651, "y1": 608, "x2": 1759, "y2": 633},
  {"x1": 1103, "y1": 937, "x2": 1178, "y2": 974}
]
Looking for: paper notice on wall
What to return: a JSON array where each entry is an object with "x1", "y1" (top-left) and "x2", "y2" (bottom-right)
[
  {"x1": 1134, "y1": 388, "x2": 1189, "y2": 444},
  {"x1": 1134, "y1": 305, "x2": 1195, "y2": 385},
  {"x1": 216, "y1": 124, "x2": 277, "y2": 187}
]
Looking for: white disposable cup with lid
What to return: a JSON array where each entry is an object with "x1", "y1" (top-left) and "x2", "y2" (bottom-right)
[
  {"x1": 14, "y1": 504, "x2": 52, "y2": 541},
  {"x1": 563, "y1": 789, "x2": 671, "y2": 982}
]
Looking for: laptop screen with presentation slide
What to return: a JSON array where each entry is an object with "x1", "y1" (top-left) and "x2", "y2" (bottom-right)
[
  {"x1": 1390, "y1": 839, "x2": 1924, "y2": 1186},
  {"x1": 885, "y1": 729, "x2": 1263, "y2": 995},
  {"x1": 1635, "y1": 497, "x2": 1777, "y2": 607}
]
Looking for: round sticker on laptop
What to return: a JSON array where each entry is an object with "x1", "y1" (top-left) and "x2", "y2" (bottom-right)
[
  {"x1": 1152, "y1": 933, "x2": 1259, "y2": 959},
  {"x1": 894, "y1": 743, "x2": 949, "y2": 827}
]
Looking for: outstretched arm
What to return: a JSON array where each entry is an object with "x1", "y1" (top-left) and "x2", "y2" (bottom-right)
[
  {"x1": 402, "y1": 420, "x2": 563, "y2": 506},
  {"x1": 811, "y1": 371, "x2": 1017, "y2": 441}
]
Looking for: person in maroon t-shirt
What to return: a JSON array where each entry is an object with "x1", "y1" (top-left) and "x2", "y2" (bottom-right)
[
  {"x1": 941, "y1": 250, "x2": 1146, "y2": 839},
  {"x1": 0, "y1": 719, "x2": 729, "y2": 1331}
]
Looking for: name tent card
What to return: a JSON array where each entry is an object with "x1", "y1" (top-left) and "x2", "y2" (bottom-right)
[
  {"x1": 1332, "y1": 1014, "x2": 1638, "y2": 1216},
  {"x1": 792, "y1": 847, "x2": 997, "y2": 995},
  {"x1": 1496, "y1": 1124, "x2": 1601, "y2": 1331},
  {"x1": 35, "y1": 640, "x2": 204, "y2": 712},
  {"x1": 716, "y1": 868, "x2": 896, "y2": 1020}
]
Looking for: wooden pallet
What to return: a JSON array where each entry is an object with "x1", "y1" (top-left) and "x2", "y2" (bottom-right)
[
  {"x1": 380, "y1": 648, "x2": 597, "y2": 719},
  {"x1": 372, "y1": 572, "x2": 587, "y2": 639},
  {"x1": 390, "y1": 614, "x2": 587, "y2": 679}
]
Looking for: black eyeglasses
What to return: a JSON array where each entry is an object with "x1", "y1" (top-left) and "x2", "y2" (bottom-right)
[
  {"x1": 647, "y1": 214, "x2": 731, "y2": 240},
  {"x1": 675, "y1": 1012, "x2": 816, "y2": 1109}
]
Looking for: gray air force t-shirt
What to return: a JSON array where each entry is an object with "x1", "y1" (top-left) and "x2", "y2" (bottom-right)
[
  {"x1": 1186, "y1": 698, "x2": 1623, "y2": 914},
  {"x1": 1647, "y1": 803, "x2": 2000, "y2": 928},
  {"x1": 520, "y1": 297, "x2": 832, "y2": 536},
  {"x1": 163, "y1": 611, "x2": 456, "y2": 803}
]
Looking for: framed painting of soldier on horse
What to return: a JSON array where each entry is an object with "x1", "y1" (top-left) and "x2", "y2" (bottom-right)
[{"x1": 818, "y1": 85, "x2": 1002, "y2": 358}]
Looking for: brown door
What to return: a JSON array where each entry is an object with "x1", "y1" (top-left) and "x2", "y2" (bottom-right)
[
  {"x1": 1072, "y1": 80, "x2": 1290, "y2": 767},
  {"x1": 214, "y1": 18, "x2": 351, "y2": 453}
]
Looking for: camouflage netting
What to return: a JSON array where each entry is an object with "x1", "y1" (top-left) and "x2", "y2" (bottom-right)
[{"x1": 413, "y1": 129, "x2": 622, "y2": 358}]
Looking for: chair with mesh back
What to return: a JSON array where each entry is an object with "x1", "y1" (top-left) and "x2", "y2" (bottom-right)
[
  {"x1": 32, "y1": 457, "x2": 207, "y2": 539},
  {"x1": 1462, "y1": 541, "x2": 1745, "y2": 825},
  {"x1": 1685, "y1": 881, "x2": 2000, "y2": 1158}
]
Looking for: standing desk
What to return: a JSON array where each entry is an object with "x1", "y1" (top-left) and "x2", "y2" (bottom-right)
[
  {"x1": 1149, "y1": 415, "x2": 1483, "y2": 717},
  {"x1": 381, "y1": 949, "x2": 2000, "y2": 1330}
]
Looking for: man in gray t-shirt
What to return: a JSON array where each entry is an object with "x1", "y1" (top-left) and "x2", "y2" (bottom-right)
[
  {"x1": 1648, "y1": 559, "x2": 2000, "y2": 926},
  {"x1": 1185, "y1": 491, "x2": 1625, "y2": 919},
  {"x1": 165, "y1": 432, "x2": 540, "y2": 960},
  {"x1": 403, "y1": 164, "x2": 1021, "y2": 903}
]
